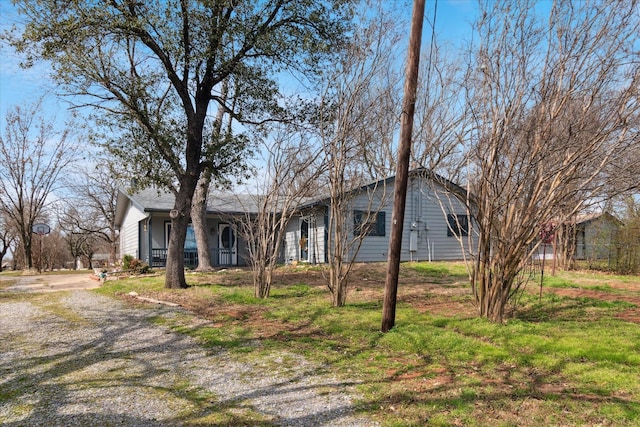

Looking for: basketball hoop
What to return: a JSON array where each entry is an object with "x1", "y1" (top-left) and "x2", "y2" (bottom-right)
[
  {"x1": 32, "y1": 223, "x2": 50, "y2": 274},
  {"x1": 32, "y1": 223, "x2": 51, "y2": 236}
]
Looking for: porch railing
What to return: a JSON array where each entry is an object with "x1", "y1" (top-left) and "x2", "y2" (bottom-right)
[{"x1": 151, "y1": 248, "x2": 236, "y2": 268}]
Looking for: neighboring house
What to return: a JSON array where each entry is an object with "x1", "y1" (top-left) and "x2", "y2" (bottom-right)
[
  {"x1": 572, "y1": 212, "x2": 622, "y2": 260},
  {"x1": 531, "y1": 211, "x2": 622, "y2": 261},
  {"x1": 114, "y1": 169, "x2": 475, "y2": 268},
  {"x1": 114, "y1": 189, "x2": 259, "y2": 268},
  {"x1": 283, "y1": 168, "x2": 475, "y2": 264}
]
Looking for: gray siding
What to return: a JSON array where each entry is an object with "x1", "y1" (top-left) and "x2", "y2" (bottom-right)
[
  {"x1": 347, "y1": 186, "x2": 392, "y2": 263},
  {"x1": 288, "y1": 175, "x2": 475, "y2": 264},
  {"x1": 406, "y1": 177, "x2": 472, "y2": 261},
  {"x1": 119, "y1": 202, "x2": 148, "y2": 260},
  {"x1": 284, "y1": 219, "x2": 299, "y2": 262},
  {"x1": 346, "y1": 175, "x2": 473, "y2": 263},
  {"x1": 576, "y1": 218, "x2": 618, "y2": 260}
]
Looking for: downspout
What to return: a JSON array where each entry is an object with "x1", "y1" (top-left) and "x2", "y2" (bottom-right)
[
  {"x1": 324, "y1": 205, "x2": 329, "y2": 264},
  {"x1": 147, "y1": 217, "x2": 152, "y2": 264}
]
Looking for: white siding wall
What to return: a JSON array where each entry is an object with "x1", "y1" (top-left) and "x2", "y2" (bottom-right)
[
  {"x1": 151, "y1": 216, "x2": 170, "y2": 248},
  {"x1": 284, "y1": 219, "x2": 299, "y2": 262},
  {"x1": 119, "y1": 203, "x2": 148, "y2": 260},
  {"x1": 308, "y1": 213, "x2": 326, "y2": 264}
]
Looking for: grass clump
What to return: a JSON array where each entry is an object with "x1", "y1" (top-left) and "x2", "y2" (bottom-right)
[{"x1": 406, "y1": 261, "x2": 469, "y2": 283}]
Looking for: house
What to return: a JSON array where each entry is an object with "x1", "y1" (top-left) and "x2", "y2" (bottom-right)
[
  {"x1": 282, "y1": 168, "x2": 475, "y2": 264},
  {"x1": 572, "y1": 212, "x2": 622, "y2": 260},
  {"x1": 531, "y1": 211, "x2": 622, "y2": 262},
  {"x1": 114, "y1": 169, "x2": 475, "y2": 268},
  {"x1": 114, "y1": 189, "x2": 259, "y2": 268}
]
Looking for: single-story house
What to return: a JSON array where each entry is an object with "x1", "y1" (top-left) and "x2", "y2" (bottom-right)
[
  {"x1": 114, "y1": 189, "x2": 259, "y2": 268},
  {"x1": 531, "y1": 211, "x2": 622, "y2": 261},
  {"x1": 572, "y1": 212, "x2": 622, "y2": 260},
  {"x1": 114, "y1": 169, "x2": 476, "y2": 268},
  {"x1": 282, "y1": 168, "x2": 475, "y2": 264}
]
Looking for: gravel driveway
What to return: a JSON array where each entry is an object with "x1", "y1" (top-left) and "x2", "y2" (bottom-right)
[{"x1": 0, "y1": 290, "x2": 377, "y2": 426}]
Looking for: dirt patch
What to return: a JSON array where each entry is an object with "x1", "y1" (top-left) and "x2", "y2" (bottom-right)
[
  {"x1": 0, "y1": 273, "x2": 100, "y2": 293},
  {"x1": 143, "y1": 263, "x2": 640, "y2": 327},
  {"x1": 138, "y1": 263, "x2": 475, "y2": 341}
]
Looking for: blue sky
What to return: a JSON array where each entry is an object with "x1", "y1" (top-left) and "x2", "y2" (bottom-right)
[
  {"x1": 0, "y1": 0, "x2": 71, "y2": 123},
  {"x1": 0, "y1": 0, "x2": 479, "y2": 126}
]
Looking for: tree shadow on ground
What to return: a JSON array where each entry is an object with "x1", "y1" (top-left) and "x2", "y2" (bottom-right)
[{"x1": 0, "y1": 293, "x2": 373, "y2": 426}]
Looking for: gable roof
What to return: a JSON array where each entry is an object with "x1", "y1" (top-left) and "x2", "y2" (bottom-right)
[
  {"x1": 114, "y1": 187, "x2": 263, "y2": 228},
  {"x1": 574, "y1": 211, "x2": 623, "y2": 226},
  {"x1": 114, "y1": 168, "x2": 469, "y2": 227},
  {"x1": 297, "y1": 167, "x2": 468, "y2": 209}
]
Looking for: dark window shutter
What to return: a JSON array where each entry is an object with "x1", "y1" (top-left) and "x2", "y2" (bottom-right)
[
  {"x1": 354, "y1": 210, "x2": 362, "y2": 236},
  {"x1": 377, "y1": 211, "x2": 386, "y2": 236},
  {"x1": 447, "y1": 214, "x2": 455, "y2": 236}
]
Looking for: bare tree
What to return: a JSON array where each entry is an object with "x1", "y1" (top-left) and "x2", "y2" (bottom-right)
[
  {"x1": 60, "y1": 162, "x2": 121, "y2": 266},
  {"x1": 0, "y1": 214, "x2": 17, "y2": 271},
  {"x1": 36, "y1": 228, "x2": 73, "y2": 271},
  {"x1": 460, "y1": 0, "x2": 640, "y2": 322},
  {"x1": 237, "y1": 125, "x2": 324, "y2": 298},
  {"x1": 0, "y1": 102, "x2": 78, "y2": 271},
  {"x1": 317, "y1": 2, "x2": 404, "y2": 307},
  {"x1": 57, "y1": 204, "x2": 105, "y2": 270},
  {"x1": 610, "y1": 196, "x2": 640, "y2": 275},
  {"x1": 412, "y1": 41, "x2": 471, "y2": 181}
]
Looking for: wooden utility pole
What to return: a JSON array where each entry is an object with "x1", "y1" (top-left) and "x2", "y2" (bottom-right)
[{"x1": 381, "y1": 0, "x2": 425, "y2": 333}]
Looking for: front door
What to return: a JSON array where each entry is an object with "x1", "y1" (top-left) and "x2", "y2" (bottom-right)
[
  {"x1": 300, "y1": 218, "x2": 309, "y2": 262},
  {"x1": 218, "y1": 223, "x2": 237, "y2": 265}
]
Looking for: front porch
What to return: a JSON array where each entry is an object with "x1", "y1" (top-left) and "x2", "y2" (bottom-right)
[{"x1": 150, "y1": 248, "x2": 238, "y2": 268}]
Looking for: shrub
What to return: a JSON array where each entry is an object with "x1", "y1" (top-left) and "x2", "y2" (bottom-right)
[
  {"x1": 122, "y1": 254, "x2": 134, "y2": 270},
  {"x1": 128, "y1": 258, "x2": 151, "y2": 274},
  {"x1": 122, "y1": 255, "x2": 150, "y2": 274}
]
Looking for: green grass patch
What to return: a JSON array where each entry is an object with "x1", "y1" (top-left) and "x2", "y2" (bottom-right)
[
  {"x1": 536, "y1": 270, "x2": 640, "y2": 297},
  {"x1": 406, "y1": 261, "x2": 469, "y2": 281},
  {"x1": 151, "y1": 314, "x2": 251, "y2": 349},
  {"x1": 553, "y1": 269, "x2": 640, "y2": 286},
  {"x1": 94, "y1": 275, "x2": 166, "y2": 296},
  {"x1": 89, "y1": 263, "x2": 640, "y2": 426},
  {"x1": 542, "y1": 275, "x2": 580, "y2": 289}
]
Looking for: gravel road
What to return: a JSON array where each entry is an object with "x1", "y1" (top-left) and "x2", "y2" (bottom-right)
[{"x1": 0, "y1": 290, "x2": 377, "y2": 426}]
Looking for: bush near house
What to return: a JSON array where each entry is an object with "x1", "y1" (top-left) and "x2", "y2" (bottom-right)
[{"x1": 122, "y1": 254, "x2": 150, "y2": 274}]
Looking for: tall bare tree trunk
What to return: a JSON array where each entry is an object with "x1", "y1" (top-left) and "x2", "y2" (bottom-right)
[
  {"x1": 192, "y1": 80, "x2": 229, "y2": 272},
  {"x1": 328, "y1": 197, "x2": 348, "y2": 307},
  {"x1": 320, "y1": 3, "x2": 403, "y2": 308},
  {"x1": 192, "y1": 172, "x2": 214, "y2": 271}
]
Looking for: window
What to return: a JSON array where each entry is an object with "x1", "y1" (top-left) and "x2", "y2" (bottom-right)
[
  {"x1": 184, "y1": 224, "x2": 197, "y2": 249},
  {"x1": 354, "y1": 210, "x2": 386, "y2": 236},
  {"x1": 447, "y1": 214, "x2": 469, "y2": 237},
  {"x1": 165, "y1": 222, "x2": 197, "y2": 249}
]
